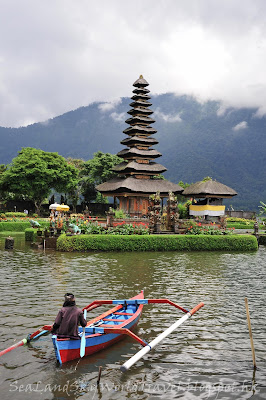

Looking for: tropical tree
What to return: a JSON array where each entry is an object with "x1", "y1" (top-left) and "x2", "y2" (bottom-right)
[
  {"x1": 81, "y1": 151, "x2": 122, "y2": 204},
  {"x1": 1, "y1": 148, "x2": 78, "y2": 215},
  {"x1": 176, "y1": 180, "x2": 191, "y2": 203},
  {"x1": 258, "y1": 201, "x2": 266, "y2": 215},
  {"x1": 65, "y1": 158, "x2": 86, "y2": 213},
  {"x1": 0, "y1": 164, "x2": 8, "y2": 201},
  {"x1": 83, "y1": 151, "x2": 122, "y2": 184}
]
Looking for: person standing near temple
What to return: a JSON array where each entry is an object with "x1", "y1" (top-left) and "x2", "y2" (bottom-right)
[{"x1": 51, "y1": 293, "x2": 87, "y2": 339}]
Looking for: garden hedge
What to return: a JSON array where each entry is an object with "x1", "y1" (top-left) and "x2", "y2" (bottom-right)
[
  {"x1": 0, "y1": 222, "x2": 32, "y2": 232},
  {"x1": 57, "y1": 234, "x2": 258, "y2": 252},
  {"x1": 0, "y1": 221, "x2": 49, "y2": 232},
  {"x1": 227, "y1": 222, "x2": 264, "y2": 230},
  {"x1": 25, "y1": 228, "x2": 37, "y2": 242}
]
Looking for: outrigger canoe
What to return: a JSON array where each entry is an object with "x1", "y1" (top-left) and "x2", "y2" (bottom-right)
[
  {"x1": 0, "y1": 291, "x2": 204, "y2": 370},
  {"x1": 52, "y1": 291, "x2": 144, "y2": 364}
]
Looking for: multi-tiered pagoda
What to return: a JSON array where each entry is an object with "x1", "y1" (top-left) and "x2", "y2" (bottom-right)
[{"x1": 96, "y1": 75, "x2": 183, "y2": 216}]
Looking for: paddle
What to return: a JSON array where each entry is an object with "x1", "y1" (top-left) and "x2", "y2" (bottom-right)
[
  {"x1": 80, "y1": 309, "x2": 87, "y2": 358},
  {"x1": 0, "y1": 325, "x2": 52, "y2": 358}
]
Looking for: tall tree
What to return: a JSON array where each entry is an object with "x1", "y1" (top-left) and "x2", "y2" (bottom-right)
[
  {"x1": 81, "y1": 151, "x2": 122, "y2": 204},
  {"x1": 1, "y1": 148, "x2": 78, "y2": 215},
  {"x1": 0, "y1": 164, "x2": 8, "y2": 201},
  {"x1": 66, "y1": 158, "x2": 86, "y2": 213},
  {"x1": 84, "y1": 151, "x2": 122, "y2": 184}
]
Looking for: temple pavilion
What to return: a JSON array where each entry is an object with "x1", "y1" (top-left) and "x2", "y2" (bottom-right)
[
  {"x1": 182, "y1": 178, "x2": 237, "y2": 219},
  {"x1": 96, "y1": 75, "x2": 183, "y2": 216}
]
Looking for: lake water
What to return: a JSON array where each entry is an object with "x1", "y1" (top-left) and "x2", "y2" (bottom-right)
[{"x1": 0, "y1": 233, "x2": 265, "y2": 400}]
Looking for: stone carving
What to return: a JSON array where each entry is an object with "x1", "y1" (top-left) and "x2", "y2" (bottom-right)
[
  {"x1": 106, "y1": 207, "x2": 115, "y2": 228},
  {"x1": 148, "y1": 192, "x2": 162, "y2": 233},
  {"x1": 166, "y1": 191, "x2": 179, "y2": 232},
  {"x1": 68, "y1": 223, "x2": 81, "y2": 235},
  {"x1": 29, "y1": 219, "x2": 41, "y2": 228}
]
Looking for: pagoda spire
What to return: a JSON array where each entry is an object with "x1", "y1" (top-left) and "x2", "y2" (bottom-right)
[
  {"x1": 96, "y1": 76, "x2": 183, "y2": 216},
  {"x1": 114, "y1": 75, "x2": 166, "y2": 178}
]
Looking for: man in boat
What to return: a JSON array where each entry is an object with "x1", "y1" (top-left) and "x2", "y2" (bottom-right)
[{"x1": 51, "y1": 293, "x2": 87, "y2": 339}]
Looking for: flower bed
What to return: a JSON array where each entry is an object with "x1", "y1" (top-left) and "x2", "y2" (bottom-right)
[
  {"x1": 112, "y1": 219, "x2": 149, "y2": 229},
  {"x1": 186, "y1": 222, "x2": 234, "y2": 235}
]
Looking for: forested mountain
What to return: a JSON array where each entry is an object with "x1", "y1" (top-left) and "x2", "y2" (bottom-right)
[{"x1": 1, "y1": 94, "x2": 265, "y2": 210}]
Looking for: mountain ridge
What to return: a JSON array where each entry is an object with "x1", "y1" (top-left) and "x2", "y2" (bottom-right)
[{"x1": 1, "y1": 93, "x2": 265, "y2": 210}]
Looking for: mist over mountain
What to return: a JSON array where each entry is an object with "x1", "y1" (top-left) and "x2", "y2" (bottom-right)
[{"x1": 1, "y1": 93, "x2": 265, "y2": 211}]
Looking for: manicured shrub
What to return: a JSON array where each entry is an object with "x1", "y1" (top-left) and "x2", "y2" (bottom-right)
[
  {"x1": 226, "y1": 217, "x2": 256, "y2": 223},
  {"x1": 25, "y1": 228, "x2": 37, "y2": 241},
  {"x1": 5, "y1": 212, "x2": 28, "y2": 217},
  {"x1": 227, "y1": 222, "x2": 264, "y2": 230},
  {"x1": 57, "y1": 234, "x2": 258, "y2": 252},
  {"x1": 0, "y1": 222, "x2": 31, "y2": 232},
  {"x1": 0, "y1": 221, "x2": 49, "y2": 232}
]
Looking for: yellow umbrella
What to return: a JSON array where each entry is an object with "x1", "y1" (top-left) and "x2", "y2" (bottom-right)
[
  {"x1": 57, "y1": 205, "x2": 70, "y2": 212},
  {"x1": 49, "y1": 203, "x2": 69, "y2": 212}
]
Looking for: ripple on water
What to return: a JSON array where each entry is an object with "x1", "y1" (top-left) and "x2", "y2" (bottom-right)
[{"x1": 0, "y1": 235, "x2": 265, "y2": 399}]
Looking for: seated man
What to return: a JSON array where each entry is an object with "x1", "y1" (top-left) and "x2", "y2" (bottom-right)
[{"x1": 51, "y1": 293, "x2": 87, "y2": 339}]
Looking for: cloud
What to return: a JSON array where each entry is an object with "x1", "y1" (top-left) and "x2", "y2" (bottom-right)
[
  {"x1": 98, "y1": 98, "x2": 122, "y2": 112},
  {"x1": 110, "y1": 112, "x2": 127, "y2": 122},
  {"x1": 232, "y1": 121, "x2": 248, "y2": 131},
  {"x1": 1, "y1": 1, "x2": 266, "y2": 127},
  {"x1": 154, "y1": 108, "x2": 182, "y2": 123},
  {"x1": 40, "y1": 119, "x2": 52, "y2": 127},
  {"x1": 217, "y1": 104, "x2": 229, "y2": 117}
]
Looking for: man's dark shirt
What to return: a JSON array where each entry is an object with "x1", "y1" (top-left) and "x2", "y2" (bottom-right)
[{"x1": 52, "y1": 300, "x2": 87, "y2": 339}]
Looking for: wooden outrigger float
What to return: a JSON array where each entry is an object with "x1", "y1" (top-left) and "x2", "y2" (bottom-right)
[{"x1": 0, "y1": 291, "x2": 204, "y2": 370}]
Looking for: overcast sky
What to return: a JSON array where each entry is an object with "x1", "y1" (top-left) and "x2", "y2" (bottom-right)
[{"x1": 1, "y1": 0, "x2": 266, "y2": 127}]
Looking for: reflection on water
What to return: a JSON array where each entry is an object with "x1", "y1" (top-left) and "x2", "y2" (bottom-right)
[{"x1": 0, "y1": 233, "x2": 265, "y2": 399}]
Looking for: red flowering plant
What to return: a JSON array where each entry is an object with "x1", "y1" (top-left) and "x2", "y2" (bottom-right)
[
  {"x1": 186, "y1": 221, "x2": 234, "y2": 235},
  {"x1": 186, "y1": 222, "x2": 203, "y2": 235}
]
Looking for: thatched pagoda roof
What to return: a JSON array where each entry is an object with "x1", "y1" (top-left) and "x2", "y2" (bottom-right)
[
  {"x1": 112, "y1": 161, "x2": 167, "y2": 174},
  {"x1": 96, "y1": 176, "x2": 183, "y2": 196},
  {"x1": 117, "y1": 148, "x2": 161, "y2": 159},
  {"x1": 97, "y1": 75, "x2": 183, "y2": 202},
  {"x1": 133, "y1": 76, "x2": 149, "y2": 87},
  {"x1": 125, "y1": 115, "x2": 155, "y2": 125},
  {"x1": 133, "y1": 87, "x2": 150, "y2": 94},
  {"x1": 121, "y1": 136, "x2": 158, "y2": 146},
  {"x1": 131, "y1": 94, "x2": 151, "y2": 101},
  {"x1": 129, "y1": 100, "x2": 152, "y2": 108},
  {"x1": 182, "y1": 179, "x2": 237, "y2": 198},
  {"x1": 127, "y1": 107, "x2": 153, "y2": 116},
  {"x1": 123, "y1": 126, "x2": 157, "y2": 135}
]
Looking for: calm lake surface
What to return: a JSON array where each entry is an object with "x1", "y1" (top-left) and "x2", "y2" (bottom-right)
[{"x1": 0, "y1": 233, "x2": 265, "y2": 400}]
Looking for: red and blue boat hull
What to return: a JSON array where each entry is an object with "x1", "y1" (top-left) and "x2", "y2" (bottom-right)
[{"x1": 52, "y1": 291, "x2": 144, "y2": 364}]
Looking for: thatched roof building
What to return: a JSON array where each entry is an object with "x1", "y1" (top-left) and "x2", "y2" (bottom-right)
[
  {"x1": 182, "y1": 179, "x2": 237, "y2": 218},
  {"x1": 96, "y1": 75, "x2": 183, "y2": 216},
  {"x1": 182, "y1": 179, "x2": 237, "y2": 198}
]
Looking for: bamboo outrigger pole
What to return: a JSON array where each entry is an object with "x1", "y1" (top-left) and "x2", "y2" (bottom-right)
[
  {"x1": 245, "y1": 297, "x2": 256, "y2": 369},
  {"x1": 120, "y1": 302, "x2": 204, "y2": 372}
]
